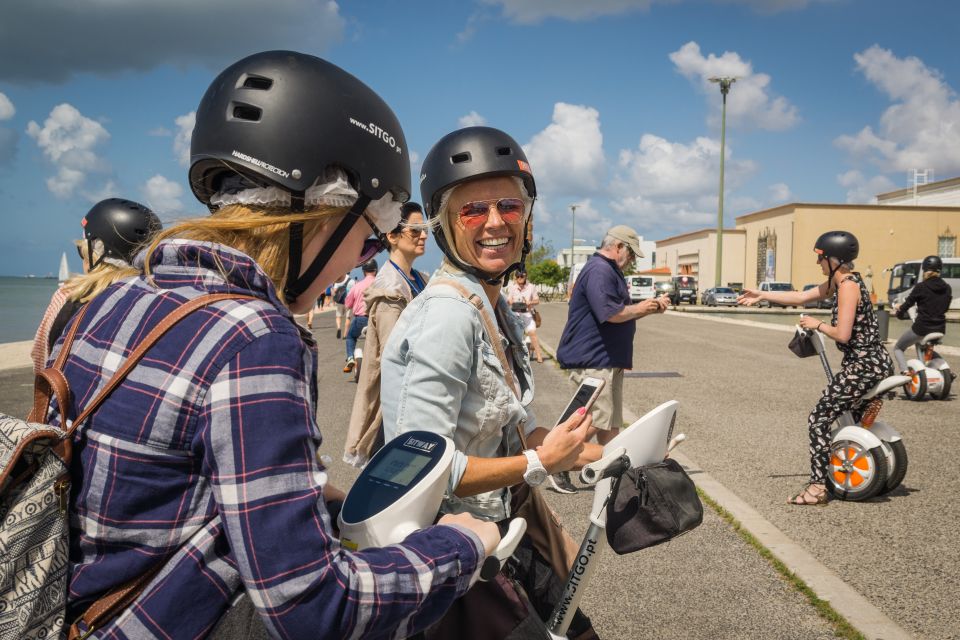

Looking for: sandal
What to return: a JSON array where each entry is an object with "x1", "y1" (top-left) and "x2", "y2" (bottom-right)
[{"x1": 787, "y1": 484, "x2": 829, "y2": 506}]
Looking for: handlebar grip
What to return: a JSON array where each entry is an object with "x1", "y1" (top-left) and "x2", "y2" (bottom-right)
[
  {"x1": 480, "y1": 517, "x2": 527, "y2": 581},
  {"x1": 580, "y1": 447, "x2": 629, "y2": 484}
]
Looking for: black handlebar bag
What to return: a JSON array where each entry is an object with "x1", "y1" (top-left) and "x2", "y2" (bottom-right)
[
  {"x1": 605, "y1": 458, "x2": 703, "y2": 554},
  {"x1": 788, "y1": 330, "x2": 818, "y2": 358}
]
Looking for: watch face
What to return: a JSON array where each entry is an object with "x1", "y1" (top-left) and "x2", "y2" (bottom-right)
[{"x1": 525, "y1": 468, "x2": 547, "y2": 486}]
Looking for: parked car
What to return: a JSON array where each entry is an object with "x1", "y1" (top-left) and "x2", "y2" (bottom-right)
[
  {"x1": 758, "y1": 281, "x2": 796, "y2": 308},
  {"x1": 654, "y1": 281, "x2": 674, "y2": 301},
  {"x1": 626, "y1": 275, "x2": 656, "y2": 302},
  {"x1": 703, "y1": 286, "x2": 738, "y2": 307},
  {"x1": 802, "y1": 283, "x2": 835, "y2": 309},
  {"x1": 670, "y1": 276, "x2": 697, "y2": 305}
]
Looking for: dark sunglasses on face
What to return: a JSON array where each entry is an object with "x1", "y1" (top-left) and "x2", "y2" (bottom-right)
[{"x1": 457, "y1": 198, "x2": 525, "y2": 229}]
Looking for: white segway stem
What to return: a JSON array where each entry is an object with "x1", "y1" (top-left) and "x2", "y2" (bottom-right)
[{"x1": 479, "y1": 517, "x2": 527, "y2": 581}]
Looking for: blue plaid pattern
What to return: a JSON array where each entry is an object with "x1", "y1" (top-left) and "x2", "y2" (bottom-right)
[{"x1": 49, "y1": 240, "x2": 481, "y2": 639}]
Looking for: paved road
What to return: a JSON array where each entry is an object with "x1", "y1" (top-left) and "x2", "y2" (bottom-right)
[
  {"x1": 5, "y1": 303, "x2": 955, "y2": 638},
  {"x1": 535, "y1": 302, "x2": 958, "y2": 640}
]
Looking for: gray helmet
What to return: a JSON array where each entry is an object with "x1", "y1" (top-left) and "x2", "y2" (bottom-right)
[
  {"x1": 419, "y1": 126, "x2": 536, "y2": 284},
  {"x1": 188, "y1": 50, "x2": 409, "y2": 303},
  {"x1": 922, "y1": 255, "x2": 942, "y2": 272},
  {"x1": 82, "y1": 198, "x2": 162, "y2": 270}
]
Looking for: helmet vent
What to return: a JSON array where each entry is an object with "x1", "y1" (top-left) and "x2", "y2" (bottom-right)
[
  {"x1": 241, "y1": 75, "x2": 273, "y2": 91},
  {"x1": 231, "y1": 103, "x2": 262, "y2": 122},
  {"x1": 451, "y1": 152, "x2": 471, "y2": 164},
  {"x1": 496, "y1": 146, "x2": 512, "y2": 156}
]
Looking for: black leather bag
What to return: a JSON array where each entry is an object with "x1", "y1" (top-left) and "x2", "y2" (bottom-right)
[
  {"x1": 788, "y1": 330, "x2": 817, "y2": 358},
  {"x1": 605, "y1": 458, "x2": 703, "y2": 554}
]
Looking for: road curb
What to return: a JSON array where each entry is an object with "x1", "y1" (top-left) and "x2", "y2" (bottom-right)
[{"x1": 539, "y1": 336, "x2": 914, "y2": 640}]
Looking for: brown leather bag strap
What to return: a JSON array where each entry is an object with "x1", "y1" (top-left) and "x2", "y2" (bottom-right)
[
  {"x1": 67, "y1": 563, "x2": 164, "y2": 640},
  {"x1": 26, "y1": 303, "x2": 94, "y2": 423},
  {"x1": 63, "y1": 292, "x2": 256, "y2": 439},
  {"x1": 429, "y1": 279, "x2": 528, "y2": 451}
]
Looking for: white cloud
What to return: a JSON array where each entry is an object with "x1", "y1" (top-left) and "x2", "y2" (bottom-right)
[
  {"x1": 609, "y1": 133, "x2": 756, "y2": 235},
  {"x1": 835, "y1": 45, "x2": 960, "y2": 175},
  {"x1": 768, "y1": 182, "x2": 792, "y2": 203},
  {"x1": 142, "y1": 174, "x2": 184, "y2": 214},
  {"x1": 458, "y1": 111, "x2": 487, "y2": 127},
  {"x1": 523, "y1": 103, "x2": 605, "y2": 196},
  {"x1": 480, "y1": 0, "x2": 833, "y2": 24},
  {"x1": 0, "y1": 1, "x2": 345, "y2": 84},
  {"x1": 0, "y1": 92, "x2": 14, "y2": 120},
  {"x1": 669, "y1": 41, "x2": 799, "y2": 131},
  {"x1": 82, "y1": 180, "x2": 120, "y2": 204},
  {"x1": 26, "y1": 103, "x2": 110, "y2": 198},
  {"x1": 174, "y1": 111, "x2": 195, "y2": 167},
  {"x1": 837, "y1": 170, "x2": 897, "y2": 204}
]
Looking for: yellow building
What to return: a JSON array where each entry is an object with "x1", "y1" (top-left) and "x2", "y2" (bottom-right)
[
  {"x1": 654, "y1": 200, "x2": 960, "y2": 299},
  {"x1": 735, "y1": 203, "x2": 960, "y2": 295},
  {"x1": 654, "y1": 228, "x2": 746, "y2": 287}
]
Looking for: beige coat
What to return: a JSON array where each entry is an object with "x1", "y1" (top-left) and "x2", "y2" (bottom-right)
[{"x1": 343, "y1": 264, "x2": 428, "y2": 467}]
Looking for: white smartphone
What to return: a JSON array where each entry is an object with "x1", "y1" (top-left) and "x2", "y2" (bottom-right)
[{"x1": 555, "y1": 377, "x2": 606, "y2": 426}]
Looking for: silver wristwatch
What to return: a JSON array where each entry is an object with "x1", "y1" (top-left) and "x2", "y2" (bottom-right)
[{"x1": 522, "y1": 449, "x2": 548, "y2": 486}]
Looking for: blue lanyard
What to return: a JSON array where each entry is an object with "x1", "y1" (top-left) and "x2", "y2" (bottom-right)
[{"x1": 389, "y1": 260, "x2": 425, "y2": 296}]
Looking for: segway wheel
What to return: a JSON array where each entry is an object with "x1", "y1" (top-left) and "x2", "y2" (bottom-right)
[
  {"x1": 878, "y1": 439, "x2": 908, "y2": 495},
  {"x1": 936, "y1": 368, "x2": 952, "y2": 400},
  {"x1": 902, "y1": 369, "x2": 927, "y2": 401},
  {"x1": 827, "y1": 441, "x2": 889, "y2": 501}
]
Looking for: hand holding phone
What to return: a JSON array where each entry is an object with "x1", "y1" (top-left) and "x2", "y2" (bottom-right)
[{"x1": 555, "y1": 377, "x2": 605, "y2": 426}]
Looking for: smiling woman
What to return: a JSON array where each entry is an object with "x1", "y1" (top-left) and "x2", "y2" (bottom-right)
[{"x1": 380, "y1": 127, "x2": 602, "y2": 638}]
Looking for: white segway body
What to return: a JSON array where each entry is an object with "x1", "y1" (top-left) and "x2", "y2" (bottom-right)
[
  {"x1": 338, "y1": 430, "x2": 525, "y2": 580},
  {"x1": 903, "y1": 313, "x2": 953, "y2": 401},
  {"x1": 546, "y1": 401, "x2": 679, "y2": 639},
  {"x1": 799, "y1": 325, "x2": 909, "y2": 501}
]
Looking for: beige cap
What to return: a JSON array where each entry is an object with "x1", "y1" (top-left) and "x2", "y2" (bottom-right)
[{"x1": 606, "y1": 225, "x2": 644, "y2": 258}]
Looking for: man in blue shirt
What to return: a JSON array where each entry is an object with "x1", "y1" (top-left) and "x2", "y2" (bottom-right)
[{"x1": 552, "y1": 225, "x2": 669, "y2": 492}]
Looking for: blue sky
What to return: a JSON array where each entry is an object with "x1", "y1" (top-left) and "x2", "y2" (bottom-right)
[{"x1": 1, "y1": 0, "x2": 958, "y2": 277}]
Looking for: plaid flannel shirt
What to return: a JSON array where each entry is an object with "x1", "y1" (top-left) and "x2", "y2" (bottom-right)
[{"x1": 49, "y1": 240, "x2": 482, "y2": 639}]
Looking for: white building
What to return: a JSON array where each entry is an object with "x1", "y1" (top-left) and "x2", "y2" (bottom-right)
[
  {"x1": 877, "y1": 174, "x2": 960, "y2": 207},
  {"x1": 556, "y1": 237, "x2": 656, "y2": 272}
]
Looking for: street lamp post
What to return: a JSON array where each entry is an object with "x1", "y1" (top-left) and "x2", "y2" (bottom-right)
[
  {"x1": 569, "y1": 204, "x2": 578, "y2": 270},
  {"x1": 709, "y1": 76, "x2": 736, "y2": 288}
]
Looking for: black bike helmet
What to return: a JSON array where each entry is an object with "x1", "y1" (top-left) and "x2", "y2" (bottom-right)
[
  {"x1": 189, "y1": 50, "x2": 410, "y2": 302},
  {"x1": 419, "y1": 126, "x2": 536, "y2": 285},
  {"x1": 814, "y1": 230, "x2": 859, "y2": 289},
  {"x1": 82, "y1": 198, "x2": 162, "y2": 270},
  {"x1": 922, "y1": 255, "x2": 943, "y2": 272},
  {"x1": 814, "y1": 230, "x2": 859, "y2": 264}
]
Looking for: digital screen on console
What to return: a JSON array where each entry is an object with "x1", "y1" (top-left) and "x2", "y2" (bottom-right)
[{"x1": 368, "y1": 448, "x2": 431, "y2": 487}]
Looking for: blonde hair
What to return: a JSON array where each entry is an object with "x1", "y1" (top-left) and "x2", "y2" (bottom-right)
[
  {"x1": 923, "y1": 270, "x2": 940, "y2": 280},
  {"x1": 65, "y1": 240, "x2": 138, "y2": 303},
  {"x1": 142, "y1": 203, "x2": 348, "y2": 303}
]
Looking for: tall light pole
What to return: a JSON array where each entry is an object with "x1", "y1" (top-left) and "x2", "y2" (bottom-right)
[
  {"x1": 569, "y1": 204, "x2": 578, "y2": 270},
  {"x1": 709, "y1": 76, "x2": 736, "y2": 288}
]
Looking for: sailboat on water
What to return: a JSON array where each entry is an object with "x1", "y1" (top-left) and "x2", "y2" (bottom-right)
[{"x1": 58, "y1": 252, "x2": 70, "y2": 286}]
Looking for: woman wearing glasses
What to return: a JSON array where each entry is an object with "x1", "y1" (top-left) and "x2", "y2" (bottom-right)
[
  {"x1": 47, "y1": 52, "x2": 499, "y2": 640},
  {"x1": 738, "y1": 231, "x2": 893, "y2": 506},
  {"x1": 30, "y1": 198, "x2": 161, "y2": 374},
  {"x1": 380, "y1": 127, "x2": 600, "y2": 638},
  {"x1": 344, "y1": 201, "x2": 431, "y2": 467},
  {"x1": 506, "y1": 270, "x2": 545, "y2": 363}
]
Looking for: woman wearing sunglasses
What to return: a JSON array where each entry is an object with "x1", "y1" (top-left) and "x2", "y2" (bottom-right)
[
  {"x1": 380, "y1": 127, "x2": 600, "y2": 638},
  {"x1": 47, "y1": 52, "x2": 499, "y2": 640},
  {"x1": 30, "y1": 198, "x2": 161, "y2": 374},
  {"x1": 344, "y1": 201, "x2": 430, "y2": 467}
]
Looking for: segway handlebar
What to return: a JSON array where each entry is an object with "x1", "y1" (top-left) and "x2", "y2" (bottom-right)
[
  {"x1": 580, "y1": 447, "x2": 629, "y2": 485},
  {"x1": 479, "y1": 517, "x2": 527, "y2": 580}
]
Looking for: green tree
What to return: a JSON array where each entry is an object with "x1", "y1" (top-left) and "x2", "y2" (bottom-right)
[{"x1": 527, "y1": 259, "x2": 566, "y2": 289}]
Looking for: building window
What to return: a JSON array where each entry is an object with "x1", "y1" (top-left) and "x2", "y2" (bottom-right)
[{"x1": 939, "y1": 228, "x2": 956, "y2": 258}]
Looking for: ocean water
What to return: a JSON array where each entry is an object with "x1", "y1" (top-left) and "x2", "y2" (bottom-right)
[{"x1": 0, "y1": 276, "x2": 60, "y2": 344}]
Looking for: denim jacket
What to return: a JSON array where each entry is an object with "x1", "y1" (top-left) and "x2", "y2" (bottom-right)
[{"x1": 381, "y1": 267, "x2": 537, "y2": 521}]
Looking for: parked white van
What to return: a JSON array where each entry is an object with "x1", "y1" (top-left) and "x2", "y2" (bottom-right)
[
  {"x1": 887, "y1": 258, "x2": 960, "y2": 309},
  {"x1": 626, "y1": 275, "x2": 656, "y2": 302}
]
